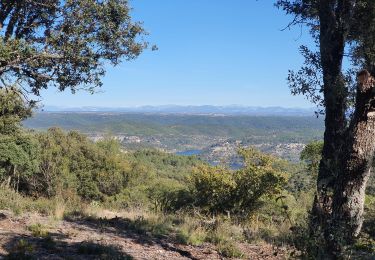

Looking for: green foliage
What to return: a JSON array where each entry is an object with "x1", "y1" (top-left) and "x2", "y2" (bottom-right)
[
  {"x1": 275, "y1": 1, "x2": 375, "y2": 110},
  {"x1": 300, "y1": 140, "x2": 323, "y2": 176},
  {"x1": 29, "y1": 128, "x2": 131, "y2": 200},
  {"x1": 0, "y1": 133, "x2": 40, "y2": 191},
  {"x1": 0, "y1": 88, "x2": 32, "y2": 135},
  {"x1": 0, "y1": 124, "x2": 133, "y2": 202},
  {"x1": 191, "y1": 164, "x2": 236, "y2": 214},
  {"x1": 147, "y1": 179, "x2": 193, "y2": 212},
  {"x1": 0, "y1": 187, "x2": 79, "y2": 216},
  {"x1": 128, "y1": 149, "x2": 199, "y2": 182},
  {"x1": 191, "y1": 148, "x2": 287, "y2": 216},
  {"x1": 176, "y1": 225, "x2": 207, "y2": 246},
  {"x1": 287, "y1": 140, "x2": 323, "y2": 193},
  {"x1": 0, "y1": 89, "x2": 39, "y2": 191},
  {"x1": 27, "y1": 223, "x2": 49, "y2": 238},
  {"x1": 234, "y1": 148, "x2": 287, "y2": 213},
  {"x1": 102, "y1": 149, "x2": 201, "y2": 210},
  {"x1": 0, "y1": 0, "x2": 148, "y2": 100},
  {"x1": 216, "y1": 242, "x2": 243, "y2": 258}
]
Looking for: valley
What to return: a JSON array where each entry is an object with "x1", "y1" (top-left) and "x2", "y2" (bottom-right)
[{"x1": 25, "y1": 112, "x2": 324, "y2": 165}]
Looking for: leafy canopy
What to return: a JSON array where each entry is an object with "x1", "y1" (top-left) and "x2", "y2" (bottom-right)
[
  {"x1": 300, "y1": 140, "x2": 323, "y2": 176},
  {"x1": 276, "y1": 0, "x2": 375, "y2": 113},
  {"x1": 0, "y1": 88, "x2": 39, "y2": 190},
  {"x1": 0, "y1": 88, "x2": 32, "y2": 135},
  {"x1": 0, "y1": 0, "x2": 148, "y2": 100}
]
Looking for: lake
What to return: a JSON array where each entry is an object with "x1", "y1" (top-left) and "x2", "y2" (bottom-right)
[{"x1": 175, "y1": 149, "x2": 202, "y2": 156}]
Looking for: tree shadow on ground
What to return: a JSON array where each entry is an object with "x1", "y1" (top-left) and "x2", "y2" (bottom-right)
[
  {"x1": 0, "y1": 213, "x2": 199, "y2": 259},
  {"x1": 64, "y1": 213, "x2": 198, "y2": 259},
  {"x1": 1, "y1": 232, "x2": 133, "y2": 259}
]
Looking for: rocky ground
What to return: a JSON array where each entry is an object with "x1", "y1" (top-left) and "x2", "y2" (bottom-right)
[{"x1": 0, "y1": 210, "x2": 291, "y2": 260}]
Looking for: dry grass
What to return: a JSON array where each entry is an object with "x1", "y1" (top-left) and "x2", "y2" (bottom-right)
[{"x1": 53, "y1": 200, "x2": 66, "y2": 220}]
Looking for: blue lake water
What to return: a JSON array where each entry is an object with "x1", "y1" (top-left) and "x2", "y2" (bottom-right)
[
  {"x1": 175, "y1": 149, "x2": 202, "y2": 156},
  {"x1": 176, "y1": 150, "x2": 244, "y2": 169}
]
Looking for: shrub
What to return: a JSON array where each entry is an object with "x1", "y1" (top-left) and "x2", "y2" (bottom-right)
[
  {"x1": 17, "y1": 129, "x2": 133, "y2": 201},
  {"x1": 147, "y1": 179, "x2": 194, "y2": 213},
  {"x1": 216, "y1": 242, "x2": 243, "y2": 258},
  {"x1": 191, "y1": 164, "x2": 236, "y2": 214},
  {"x1": 190, "y1": 148, "x2": 287, "y2": 217},
  {"x1": 27, "y1": 223, "x2": 49, "y2": 238},
  {"x1": 0, "y1": 187, "x2": 54, "y2": 215}
]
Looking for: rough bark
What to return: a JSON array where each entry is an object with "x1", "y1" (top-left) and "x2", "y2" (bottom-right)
[
  {"x1": 310, "y1": 0, "x2": 348, "y2": 243},
  {"x1": 329, "y1": 72, "x2": 375, "y2": 256},
  {"x1": 278, "y1": 1, "x2": 374, "y2": 257}
]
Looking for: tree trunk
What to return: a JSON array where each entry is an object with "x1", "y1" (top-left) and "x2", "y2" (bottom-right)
[
  {"x1": 329, "y1": 73, "x2": 375, "y2": 256},
  {"x1": 310, "y1": 1, "x2": 348, "y2": 249}
]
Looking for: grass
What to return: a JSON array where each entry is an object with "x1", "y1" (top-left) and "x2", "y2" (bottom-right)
[
  {"x1": 0, "y1": 188, "x2": 54, "y2": 216},
  {"x1": 27, "y1": 223, "x2": 49, "y2": 238},
  {"x1": 67, "y1": 205, "x2": 248, "y2": 258},
  {"x1": 53, "y1": 200, "x2": 66, "y2": 220},
  {"x1": 99, "y1": 209, "x2": 248, "y2": 258},
  {"x1": 0, "y1": 186, "x2": 317, "y2": 259},
  {"x1": 0, "y1": 187, "x2": 87, "y2": 220},
  {"x1": 0, "y1": 186, "x2": 304, "y2": 258},
  {"x1": 217, "y1": 242, "x2": 244, "y2": 258}
]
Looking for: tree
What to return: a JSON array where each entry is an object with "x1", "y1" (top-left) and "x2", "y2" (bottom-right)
[
  {"x1": 300, "y1": 140, "x2": 323, "y2": 177},
  {"x1": 276, "y1": 0, "x2": 375, "y2": 257},
  {"x1": 0, "y1": 0, "x2": 148, "y2": 100},
  {"x1": 0, "y1": 88, "x2": 32, "y2": 134},
  {"x1": 0, "y1": 88, "x2": 39, "y2": 191},
  {"x1": 0, "y1": 0, "x2": 148, "y2": 200}
]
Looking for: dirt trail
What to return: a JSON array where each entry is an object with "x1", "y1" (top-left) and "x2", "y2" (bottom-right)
[{"x1": 0, "y1": 210, "x2": 289, "y2": 260}]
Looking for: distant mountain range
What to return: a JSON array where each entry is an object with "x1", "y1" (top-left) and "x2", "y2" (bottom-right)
[{"x1": 41, "y1": 105, "x2": 316, "y2": 116}]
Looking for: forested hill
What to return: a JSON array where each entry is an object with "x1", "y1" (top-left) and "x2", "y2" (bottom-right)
[
  {"x1": 25, "y1": 112, "x2": 324, "y2": 142},
  {"x1": 24, "y1": 112, "x2": 324, "y2": 163}
]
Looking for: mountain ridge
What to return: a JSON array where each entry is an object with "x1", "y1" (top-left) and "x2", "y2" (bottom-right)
[{"x1": 40, "y1": 105, "x2": 316, "y2": 116}]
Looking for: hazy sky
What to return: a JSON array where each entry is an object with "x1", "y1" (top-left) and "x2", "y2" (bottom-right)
[{"x1": 40, "y1": 0, "x2": 315, "y2": 108}]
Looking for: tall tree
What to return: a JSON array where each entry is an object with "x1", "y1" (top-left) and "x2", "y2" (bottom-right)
[
  {"x1": 276, "y1": 0, "x2": 375, "y2": 257},
  {"x1": 0, "y1": 0, "x2": 148, "y2": 190},
  {"x1": 0, "y1": 0, "x2": 148, "y2": 101}
]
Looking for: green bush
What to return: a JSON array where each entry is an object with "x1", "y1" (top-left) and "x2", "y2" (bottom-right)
[
  {"x1": 27, "y1": 223, "x2": 49, "y2": 238},
  {"x1": 191, "y1": 164, "x2": 235, "y2": 214},
  {"x1": 147, "y1": 179, "x2": 193, "y2": 212},
  {"x1": 190, "y1": 148, "x2": 287, "y2": 216},
  {"x1": 13, "y1": 129, "x2": 133, "y2": 201}
]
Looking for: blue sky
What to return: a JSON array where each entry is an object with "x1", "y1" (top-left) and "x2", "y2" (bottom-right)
[{"x1": 40, "y1": 0, "x2": 314, "y2": 108}]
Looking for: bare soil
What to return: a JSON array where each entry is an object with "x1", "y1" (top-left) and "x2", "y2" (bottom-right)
[{"x1": 0, "y1": 210, "x2": 291, "y2": 260}]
